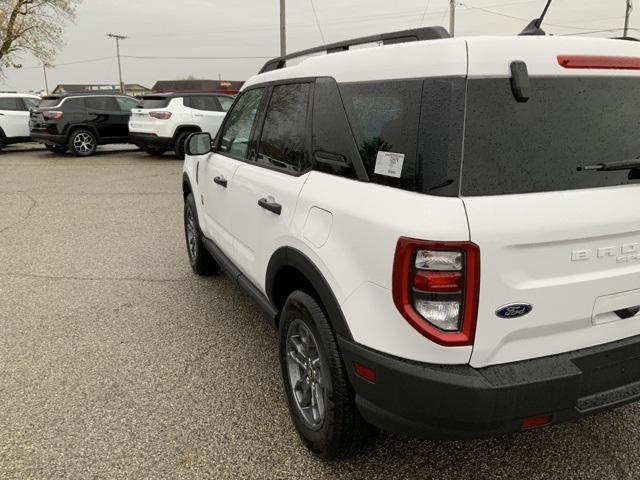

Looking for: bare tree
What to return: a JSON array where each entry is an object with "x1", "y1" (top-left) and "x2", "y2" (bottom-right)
[{"x1": 0, "y1": 0, "x2": 81, "y2": 69}]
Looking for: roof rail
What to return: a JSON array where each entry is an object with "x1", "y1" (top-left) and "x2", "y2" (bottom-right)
[{"x1": 259, "y1": 26, "x2": 451, "y2": 74}]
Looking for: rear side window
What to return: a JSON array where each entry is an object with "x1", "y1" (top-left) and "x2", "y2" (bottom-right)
[
  {"x1": 340, "y1": 80, "x2": 422, "y2": 191},
  {"x1": 138, "y1": 97, "x2": 170, "y2": 109},
  {"x1": 116, "y1": 97, "x2": 139, "y2": 111},
  {"x1": 217, "y1": 96, "x2": 234, "y2": 112},
  {"x1": 0, "y1": 98, "x2": 21, "y2": 111},
  {"x1": 218, "y1": 88, "x2": 264, "y2": 159},
  {"x1": 22, "y1": 98, "x2": 38, "y2": 110},
  {"x1": 185, "y1": 96, "x2": 222, "y2": 112},
  {"x1": 61, "y1": 98, "x2": 86, "y2": 111},
  {"x1": 463, "y1": 77, "x2": 640, "y2": 196},
  {"x1": 86, "y1": 96, "x2": 119, "y2": 111},
  {"x1": 257, "y1": 83, "x2": 311, "y2": 173}
]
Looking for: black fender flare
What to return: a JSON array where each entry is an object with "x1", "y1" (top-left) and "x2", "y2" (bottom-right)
[
  {"x1": 266, "y1": 247, "x2": 353, "y2": 340},
  {"x1": 182, "y1": 172, "x2": 193, "y2": 199}
]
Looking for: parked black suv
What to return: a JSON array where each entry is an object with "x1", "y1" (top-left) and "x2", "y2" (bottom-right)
[{"x1": 30, "y1": 93, "x2": 139, "y2": 156}]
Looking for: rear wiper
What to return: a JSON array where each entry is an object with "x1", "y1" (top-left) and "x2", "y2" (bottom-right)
[{"x1": 577, "y1": 159, "x2": 640, "y2": 172}]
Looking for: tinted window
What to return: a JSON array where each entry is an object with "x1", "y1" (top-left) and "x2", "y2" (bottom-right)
[
  {"x1": 340, "y1": 80, "x2": 422, "y2": 190},
  {"x1": 116, "y1": 96, "x2": 139, "y2": 111},
  {"x1": 0, "y1": 98, "x2": 21, "y2": 111},
  {"x1": 463, "y1": 77, "x2": 640, "y2": 196},
  {"x1": 61, "y1": 98, "x2": 85, "y2": 111},
  {"x1": 186, "y1": 96, "x2": 222, "y2": 112},
  {"x1": 22, "y1": 98, "x2": 38, "y2": 110},
  {"x1": 257, "y1": 83, "x2": 311, "y2": 172},
  {"x1": 312, "y1": 78, "x2": 359, "y2": 179},
  {"x1": 416, "y1": 78, "x2": 465, "y2": 196},
  {"x1": 38, "y1": 98, "x2": 61, "y2": 108},
  {"x1": 138, "y1": 97, "x2": 170, "y2": 109},
  {"x1": 218, "y1": 88, "x2": 264, "y2": 159},
  {"x1": 217, "y1": 95, "x2": 234, "y2": 112},
  {"x1": 86, "y1": 96, "x2": 119, "y2": 111}
]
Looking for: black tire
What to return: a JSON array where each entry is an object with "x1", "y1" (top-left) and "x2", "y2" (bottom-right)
[
  {"x1": 174, "y1": 131, "x2": 193, "y2": 160},
  {"x1": 279, "y1": 291, "x2": 376, "y2": 460},
  {"x1": 143, "y1": 146, "x2": 166, "y2": 157},
  {"x1": 184, "y1": 193, "x2": 220, "y2": 276},
  {"x1": 45, "y1": 144, "x2": 68, "y2": 154},
  {"x1": 68, "y1": 129, "x2": 97, "y2": 157}
]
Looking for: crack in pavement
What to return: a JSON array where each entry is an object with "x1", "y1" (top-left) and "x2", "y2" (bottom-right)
[
  {"x1": 0, "y1": 191, "x2": 38, "y2": 235},
  {"x1": 0, "y1": 272, "x2": 189, "y2": 283}
]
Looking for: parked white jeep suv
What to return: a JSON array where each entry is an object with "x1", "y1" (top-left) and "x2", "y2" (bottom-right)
[
  {"x1": 129, "y1": 93, "x2": 233, "y2": 158},
  {"x1": 0, "y1": 93, "x2": 39, "y2": 150},
  {"x1": 182, "y1": 27, "x2": 640, "y2": 459}
]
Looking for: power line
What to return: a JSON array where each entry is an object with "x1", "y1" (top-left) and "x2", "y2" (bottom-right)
[
  {"x1": 418, "y1": 0, "x2": 432, "y2": 26},
  {"x1": 309, "y1": 0, "x2": 326, "y2": 44},
  {"x1": 456, "y1": 2, "x2": 627, "y2": 31}
]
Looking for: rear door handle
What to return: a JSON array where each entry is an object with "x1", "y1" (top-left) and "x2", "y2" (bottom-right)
[
  {"x1": 213, "y1": 176, "x2": 227, "y2": 188},
  {"x1": 258, "y1": 198, "x2": 282, "y2": 215}
]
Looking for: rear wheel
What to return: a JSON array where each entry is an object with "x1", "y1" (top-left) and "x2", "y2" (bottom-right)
[
  {"x1": 184, "y1": 193, "x2": 220, "y2": 275},
  {"x1": 45, "y1": 144, "x2": 68, "y2": 154},
  {"x1": 280, "y1": 291, "x2": 376, "y2": 460},
  {"x1": 174, "y1": 131, "x2": 193, "y2": 160},
  {"x1": 68, "y1": 129, "x2": 97, "y2": 156}
]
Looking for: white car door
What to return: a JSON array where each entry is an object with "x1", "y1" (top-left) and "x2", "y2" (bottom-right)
[
  {"x1": 0, "y1": 97, "x2": 30, "y2": 138},
  {"x1": 198, "y1": 87, "x2": 266, "y2": 256},
  {"x1": 230, "y1": 82, "x2": 313, "y2": 289},
  {"x1": 187, "y1": 95, "x2": 226, "y2": 137}
]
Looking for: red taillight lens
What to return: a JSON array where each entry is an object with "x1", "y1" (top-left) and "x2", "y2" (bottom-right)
[
  {"x1": 414, "y1": 271, "x2": 463, "y2": 293},
  {"x1": 149, "y1": 111, "x2": 172, "y2": 120},
  {"x1": 353, "y1": 362, "x2": 377, "y2": 383},
  {"x1": 392, "y1": 238, "x2": 480, "y2": 347},
  {"x1": 558, "y1": 55, "x2": 640, "y2": 70},
  {"x1": 521, "y1": 415, "x2": 552, "y2": 429},
  {"x1": 43, "y1": 111, "x2": 63, "y2": 120}
]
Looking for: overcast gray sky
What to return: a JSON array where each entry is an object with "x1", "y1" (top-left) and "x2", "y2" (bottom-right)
[{"x1": 1, "y1": 0, "x2": 636, "y2": 93}]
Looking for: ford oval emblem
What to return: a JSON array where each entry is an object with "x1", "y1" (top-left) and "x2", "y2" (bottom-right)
[{"x1": 496, "y1": 303, "x2": 533, "y2": 319}]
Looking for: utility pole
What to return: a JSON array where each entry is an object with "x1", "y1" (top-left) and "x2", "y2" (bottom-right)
[
  {"x1": 280, "y1": 0, "x2": 286, "y2": 56},
  {"x1": 450, "y1": 0, "x2": 456, "y2": 37},
  {"x1": 107, "y1": 33, "x2": 127, "y2": 93},
  {"x1": 624, "y1": 0, "x2": 633, "y2": 37},
  {"x1": 42, "y1": 64, "x2": 49, "y2": 94}
]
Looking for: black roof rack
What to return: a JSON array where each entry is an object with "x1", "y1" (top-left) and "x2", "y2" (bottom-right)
[{"x1": 259, "y1": 26, "x2": 451, "y2": 74}]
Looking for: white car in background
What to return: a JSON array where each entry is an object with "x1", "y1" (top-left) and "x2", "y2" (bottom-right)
[
  {"x1": 129, "y1": 92, "x2": 234, "y2": 158},
  {"x1": 0, "y1": 93, "x2": 39, "y2": 150}
]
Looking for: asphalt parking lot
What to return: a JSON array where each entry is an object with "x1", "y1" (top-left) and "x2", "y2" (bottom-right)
[{"x1": 1, "y1": 144, "x2": 640, "y2": 479}]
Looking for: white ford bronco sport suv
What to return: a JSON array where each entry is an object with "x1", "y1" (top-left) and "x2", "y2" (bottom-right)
[
  {"x1": 181, "y1": 26, "x2": 640, "y2": 459},
  {"x1": 129, "y1": 93, "x2": 233, "y2": 158}
]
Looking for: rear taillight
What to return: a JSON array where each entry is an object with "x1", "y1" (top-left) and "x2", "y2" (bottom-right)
[
  {"x1": 392, "y1": 238, "x2": 480, "y2": 346},
  {"x1": 149, "y1": 111, "x2": 172, "y2": 120},
  {"x1": 43, "y1": 111, "x2": 63, "y2": 120}
]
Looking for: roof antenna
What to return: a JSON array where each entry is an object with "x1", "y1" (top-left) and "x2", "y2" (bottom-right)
[{"x1": 519, "y1": 0, "x2": 554, "y2": 36}]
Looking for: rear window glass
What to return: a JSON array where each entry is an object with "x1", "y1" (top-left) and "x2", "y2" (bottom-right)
[
  {"x1": 462, "y1": 77, "x2": 640, "y2": 196},
  {"x1": 38, "y1": 98, "x2": 61, "y2": 108},
  {"x1": 186, "y1": 95, "x2": 221, "y2": 112},
  {"x1": 139, "y1": 97, "x2": 170, "y2": 109}
]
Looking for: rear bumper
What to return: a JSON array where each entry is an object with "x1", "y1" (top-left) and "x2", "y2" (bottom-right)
[
  {"x1": 30, "y1": 132, "x2": 66, "y2": 147},
  {"x1": 130, "y1": 133, "x2": 173, "y2": 149},
  {"x1": 339, "y1": 334, "x2": 640, "y2": 439}
]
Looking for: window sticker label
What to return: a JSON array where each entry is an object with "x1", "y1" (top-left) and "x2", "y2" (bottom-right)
[{"x1": 374, "y1": 151, "x2": 405, "y2": 178}]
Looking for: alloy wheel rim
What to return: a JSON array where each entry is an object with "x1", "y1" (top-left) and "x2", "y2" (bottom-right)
[
  {"x1": 286, "y1": 319, "x2": 326, "y2": 430},
  {"x1": 186, "y1": 206, "x2": 197, "y2": 259},
  {"x1": 73, "y1": 133, "x2": 94, "y2": 153}
]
